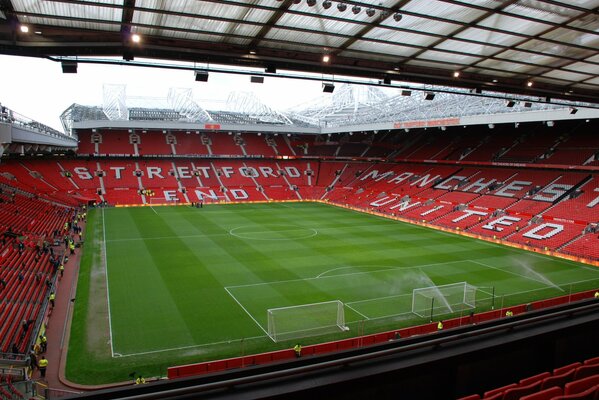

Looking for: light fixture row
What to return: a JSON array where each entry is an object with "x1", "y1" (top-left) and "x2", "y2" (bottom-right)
[{"x1": 275, "y1": 0, "x2": 402, "y2": 20}]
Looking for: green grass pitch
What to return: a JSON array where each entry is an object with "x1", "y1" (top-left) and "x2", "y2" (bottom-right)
[{"x1": 66, "y1": 202, "x2": 599, "y2": 384}]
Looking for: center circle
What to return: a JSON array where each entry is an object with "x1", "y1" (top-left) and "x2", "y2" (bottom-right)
[{"x1": 229, "y1": 225, "x2": 318, "y2": 241}]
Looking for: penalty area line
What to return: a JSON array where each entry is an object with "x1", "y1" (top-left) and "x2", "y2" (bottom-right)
[
  {"x1": 224, "y1": 287, "x2": 269, "y2": 336},
  {"x1": 345, "y1": 303, "x2": 370, "y2": 320}
]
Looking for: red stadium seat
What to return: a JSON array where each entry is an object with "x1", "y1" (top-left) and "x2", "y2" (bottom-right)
[
  {"x1": 502, "y1": 380, "x2": 543, "y2": 400},
  {"x1": 520, "y1": 372, "x2": 552, "y2": 386},
  {"x1": 541, "y1": 368, "x2": 576, "y2": 390},
  {"x1": 483, "y1": 383, "x2": 517, "y2": 398},
  {"x1": 554, "y1": 363, "x2": 582, "y2": 376},
  {"x1": 564, "y1": 375, "x2": 599, "y2": 395},
  {"x1": 519, "y1": 386, "x2": 562, "y2": 400},
  {"x1": 456, "y1": 394, "x2": 481, "y2": 400},
  {"x1": 573, "y1": 364, "x2": 599, "y2": 380}
]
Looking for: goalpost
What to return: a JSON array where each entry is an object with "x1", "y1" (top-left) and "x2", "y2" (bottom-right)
[
  {"x1": 411, "y1": 282, "x2": 477, "y2": 319},
  {"x1": 267, "y1": 300, "x2": 348, "y2": 343},
  {"x1": 148, "y1": 197, "x2": 181, "y2": 207},
  {"x1": 198, "y1": 195, "x2": 228, "y2": 205}
]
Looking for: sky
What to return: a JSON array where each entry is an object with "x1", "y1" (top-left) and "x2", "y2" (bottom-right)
[{"x1": 0, "y1": 54, "x2": 329, "y2": 132}]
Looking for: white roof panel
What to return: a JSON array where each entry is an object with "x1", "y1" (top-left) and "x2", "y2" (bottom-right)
[
  {"x1": 478, "y1": 14, "x2": 553, "y2": 37},
  {"x1": 339, "y1": 49, "x2": 409, "y2": 63},
  {"x1": 455, "y1": 28, "x2": 523, "y2": 47},
  {"x1": 363, "y1": 28, "x2": 439, "y2": 49},
  {"x1": 417, "y1": 50, "x2": 481, "y2": 66},
  {"x1": 433, "y1": 39, "x2": 502, "y2": 58},
  {"x1": 401, "y1": 0, "x2": 494, "y2": 24},
  {"x1": 347, "y1": 41, "x2": 421, "y2": 59},
  {"x1": 265, "y1": 28, "x2": 347, "y2": 49},
  {"x1": 14, "y1": 0, "x2": 122, "y2": 31},
  {"x1": 541, "y1": 69, "x2": 593, "y2": 82},
  {"x1": 384, "y1": 12, "x2": 461, "y2": 37},
  {"x1": 275, "y1": 12, "x2": 362, "y2": 38},
  {"x1": 503, "y1": 2, "x2": 577, "y2": 25}
]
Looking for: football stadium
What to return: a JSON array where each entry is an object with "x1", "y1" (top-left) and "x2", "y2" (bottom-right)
[{"x1": 0, "y1": 1, "x2": 599, "y2": 399}]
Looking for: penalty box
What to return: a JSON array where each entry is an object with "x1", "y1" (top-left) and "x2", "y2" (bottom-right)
[{"x1": 224, "y1": 260, "x2": 506, "y2": 336}]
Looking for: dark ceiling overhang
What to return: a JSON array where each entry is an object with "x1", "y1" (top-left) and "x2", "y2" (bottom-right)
[{"x1": 0, "y1": 0, "x2": 598, "y2": 104}]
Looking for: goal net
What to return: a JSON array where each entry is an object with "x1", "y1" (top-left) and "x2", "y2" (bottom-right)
[
  {"x1": 148, "y1": 197, "x2": 181, "y2": 207},
  {"x1": 267, "y1": 300, "x2": 347, "y2": 343},
  {"x1": 411, "y1": 282, "x2": 477, "y2": 318}
]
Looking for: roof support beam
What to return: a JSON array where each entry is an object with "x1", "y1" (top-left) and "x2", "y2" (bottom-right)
[
  {"x1": 333, "y1": 0, "x2": 413, "y2": 56},
  {"x1": 121, "y1": 0, "x2": 136, "y2": 36},
  {"x1": 399, "y1": 0, "x2": 520, "y2": 68},
  {"x1": 0, "y1": 0, "x2": 18, "y2": 40},
  {"x1": 247, "y1": 0, "x2": 293, "y2": 50},
  {"x1": 466, "y1": 6, "x2": 599, "y2": 84}
]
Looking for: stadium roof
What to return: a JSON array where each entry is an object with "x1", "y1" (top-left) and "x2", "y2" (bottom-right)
[{"x1": 1, "y1": 0, "x2": 599, "y2": 105}]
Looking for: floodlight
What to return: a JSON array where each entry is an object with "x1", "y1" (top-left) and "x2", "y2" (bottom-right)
[
  {"x1": 423, "y1": 92, "x2": 435, "y2": 100},
  {"x1": 337, "y1": 2, "x2": 347, "y2": 12},
  {"x1": 194, "y1": 70, "x2": 209, "y2": 82},
  {"x1": 322, "y1": 0, "x2": 332, "y2": 9},
  {"x1": 570, "y1": 108, "x2": 578, "y2": 114},
  {"x1": 61, "y1": 61, "x2": 78, "y2": 74},
  {"x1": 352, "y1": 5, "x2": 361, "y2": 14},
  {"x1": 322, "y1": 54, "x2": 330, "y2": 63},
  {"x1": 393, "y1": 13, "x2": 403, "y2": 22},
  {"x1": 307, "y1": 0, "x2": 316, "y2": 6},
  {"x1": 488, "y1": 124, "x2": 495, "y2": 129},
  {"x1": 250, "y1": 76, "x2": 264, "y2": 84},
  {"x1": 323, "y1": 83, "x2": 335, "y2": 93},
  {"x1": 366, "y1": 8, "x2": 375, "y2": 17},
  {"x1": 505, "y1": 100, "x2": 516, "y2": 108},
  {"x1": 401, "y1": 90, "x2": 412, "y2": 96},
  {"x1": 131, "y1": 33, "x2": 141, "y2": 43},
  {"x1": 453, "y1": 71, "x2": 460, "y2": 78},
  {"x1": 527, "y1": 81, "x2": 533, "y2": 87},
  {"x1": 546, "y1": 121, "x2": 554, "y2": 127},
  {"x1": 19, "y1": 25, "x2": 29, "y2": 33},
  {"x1": 523, "y1": 101, "x2": 532, "y2": 108}
]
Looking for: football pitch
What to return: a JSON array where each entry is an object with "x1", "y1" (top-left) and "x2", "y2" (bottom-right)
[{"x1": 66, "y1": 202, "x2": 599, "y2": 384}]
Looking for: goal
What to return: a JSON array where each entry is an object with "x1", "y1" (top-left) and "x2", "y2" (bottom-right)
[
  {"x1": 411, "y1": 282, "x2": 477, "y2": 319},
  {"x1": 148, "y1": 197, "x2": 181, "y2": 206},
  {"x1": 198, "y1": 195, "x2": 228, "y2": 205},
  {"x1": 267, "y1": 300, "x2": 348, "y2": 343}
]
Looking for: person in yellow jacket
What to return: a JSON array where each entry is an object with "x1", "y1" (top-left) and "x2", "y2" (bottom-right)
[
  {"x1": 135, "y1": 376, "x2": 146, "y2": 384},
  {"x1": 437, "y1": 321, "x2": 444, "y2": 330},
  {"x1": 49, "y1": 292, "x2": 55, "y2": 308},
  {"x1": 505, "y1": 310, "x2": 514, "y2": 317},
  {"x1": 39, "y1": 334, "x2": 47, "y2": 352},
  {"x1": 38, "y1": 356, "x2": 48, "y2": 378},
  {"x1": 293, "y1": 344, "x2": 302, "y2": 358}
]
